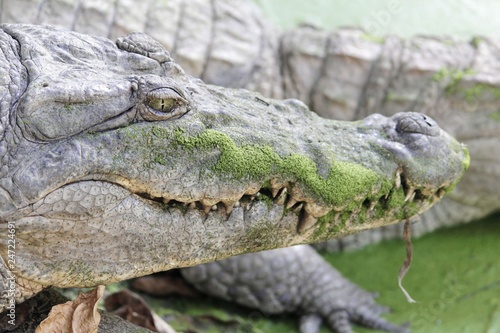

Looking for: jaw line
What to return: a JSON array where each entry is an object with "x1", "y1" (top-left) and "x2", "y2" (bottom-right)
[{"x1": 42, "y1": 174, "x2": 448, "y2": 237}]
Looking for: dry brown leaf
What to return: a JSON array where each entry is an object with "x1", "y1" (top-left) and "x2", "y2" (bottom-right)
[
  {"x1": 104, "y1": 289, "x2": 177, "y2": 333},
  {"x1": 35, "y1": 285, "x2": 105, "y2": 333}
]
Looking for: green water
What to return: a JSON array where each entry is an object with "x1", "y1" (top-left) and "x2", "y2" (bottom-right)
[
  {"x1": 255, "y1": 0, "x2": 500, "y2": 38},
  {"x1": 330, "y1": 214, "x2": 500, "y2": 333}
]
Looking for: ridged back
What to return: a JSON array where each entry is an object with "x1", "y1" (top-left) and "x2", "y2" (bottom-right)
[{"x1": 0, "y1": 27, "x2": 26, "y2": 178}]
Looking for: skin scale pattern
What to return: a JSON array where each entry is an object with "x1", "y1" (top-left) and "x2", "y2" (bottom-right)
[
  {"x1": 0, "y1": 1, "x2": 482, "y2": 332},
  {"x1": 0, "y1": 23, "x2": 469, "y2": 333},
  {"x1": 0, "y1": 0, "x2": 492, "y2": 244},
  {"x1": 182, "y1": 245, "x2": 411, "y2": 333},
  {"x1": 0, "y1": 0, "x2": 492, "y2": 259},
  {"x1": 0, "y1": 0, "x2": 487, "y2": 331}
]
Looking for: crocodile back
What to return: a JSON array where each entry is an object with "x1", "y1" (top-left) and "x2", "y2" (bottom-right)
[{"x1": 0, "y1": 27, "x2": 27, "y2": 179}]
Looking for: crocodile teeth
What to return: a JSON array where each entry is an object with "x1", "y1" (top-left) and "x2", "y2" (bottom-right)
[
  {"x1": 222, "y1": 200, "x2": 236, "y2": 214},
  {"x1": 286, "y1": 197, "x2": 298, "y2": 209},
  {"x1": 202, "y1": 205, "x2": 212, "y2": 214},
  {"x1": 404, "y1": 187, "x2": 415, "y2": 202},
  {"x1": 431, "y1": 188, "x2": 447, "y2": 203},
  {"x1": 200, "y1": 199, "x2": 218, "y2": 214},
  {"x1": 293, "y1": 203, "x2": 303, "y2": 213},
  {"x1": 270, "y1": 179, "x2": 285, "y2": 197},
  {"x1": 297, "y1": 211, "x2": 318, "y2": 234},
  {"x1": 188, "y1": 202, "x2": 197, "y2": 209},
  {"x1": 395, "y1": 171, "x2": 402, "y2": 189},
  {"x1": 304, "y1": 202, "x2": 330, "y2": 218},
  {"x1": 437, "y1": 188, "x2": 447, "y2": 199},
  {"x1": 369, "y1": 200, "x2": 377, "y2": 211},
  {"x1": 276, "y1": 188, "x2": 287, "y2": 206}
]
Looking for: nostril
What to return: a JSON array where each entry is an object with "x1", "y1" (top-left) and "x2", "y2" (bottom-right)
[
  {"x1": 422, "y1": 114, "x2": 434, "y2": 127},
  {"x1": 395, "y1": 112, "x2": 440, "y2": 137}
]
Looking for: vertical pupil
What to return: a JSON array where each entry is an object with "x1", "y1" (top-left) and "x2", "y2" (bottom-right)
[{"x1": 148, "y1": 97, "x2": 179, "y2": 112}]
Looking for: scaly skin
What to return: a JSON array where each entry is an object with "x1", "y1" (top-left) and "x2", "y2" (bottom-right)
[
  {"x1": 0, "y1": 23, "x2": 468, "y2": 317},
  {"x1": 182, "y1": 245, "x2": 410, "y2": 333},
  {"x1": 1, "y1": 0, "x2": 497, "y2": 243},
  {"x1": 0, "y1": 3, "x2": 479, "y2": 332}
]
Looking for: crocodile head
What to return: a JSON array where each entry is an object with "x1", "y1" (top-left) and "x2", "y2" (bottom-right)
[{"x1": 0, "y1": 25, "x2": 468, "y2": 303}]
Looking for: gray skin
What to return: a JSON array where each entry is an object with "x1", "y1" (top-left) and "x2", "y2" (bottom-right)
[
  {"x1": 182, "y1": 245, "x2": 410, "y2": 333},
  {"x1": 0, "y1": 0, "x2": 492, "y2": 242},
  {"x1": 0, "y1": 23, "x2": 469, "y2": 333},
  {"x1": 0, "y1": 0, "x2": 484, "y2": 330}
]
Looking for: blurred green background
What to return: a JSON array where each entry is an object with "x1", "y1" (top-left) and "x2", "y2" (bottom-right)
[
  {"x1": 153, "y1": 2, "x2": 500, "y2": 333},
  {"x1": 255, "y1": 0, "x2": 500, "y2": 38}
]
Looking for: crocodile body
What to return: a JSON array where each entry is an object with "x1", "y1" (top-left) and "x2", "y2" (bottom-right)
[
  {"x1": 0, "y1": 23, "x2": 469, "y2": 332},
  {"x1": 1, "y1": 0, "x2": 496, "y2": 244},
  {"x1": 182, "y1": 245, "x2": 410, "y2": 333}
]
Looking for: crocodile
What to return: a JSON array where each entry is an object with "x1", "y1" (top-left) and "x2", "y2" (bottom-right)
[
  {"x1": 0, "y1": 1, "x2": 486, "y2": 332},
  {"x1": 0, "y1": 23, "x2": 469, "y2": 332},
  {"x1": 1, "y1": 0, "x2": 497, "y2": 246}
]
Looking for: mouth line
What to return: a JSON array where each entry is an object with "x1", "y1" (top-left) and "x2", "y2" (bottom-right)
[
  {"x1": 33, "y1": 173, "x2": 447, "y2": 238},
  {"x1": 131, "y1": 172, "x2": 448, "y2": 234}
]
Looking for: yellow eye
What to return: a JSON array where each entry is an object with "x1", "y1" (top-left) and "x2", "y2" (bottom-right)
[
  {"x1": 142, "y1": 87, "x2": 189, "y2": 121},
  {"x1": 147, "y1": 98, "x2": 177, "y2": 113}
]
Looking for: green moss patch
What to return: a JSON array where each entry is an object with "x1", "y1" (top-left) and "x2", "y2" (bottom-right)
[{"x1": 170, "y1": 128, "x2": 392, "y2": 208}]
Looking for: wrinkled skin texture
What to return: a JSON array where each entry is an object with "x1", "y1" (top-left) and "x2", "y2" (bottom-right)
[
  {"x1": 0, "y1": 1, "x2": 482, "y2": 332},
  {"x1": 0, "y1": 0, "x2": 482, "y2": 330},
  {"x1": 0, "y1": 22, "x2": 468, "y2": 313},
  {"x1": 0, "y1": 22, "x2": 470, "y2": 333},
  {"x1": 1, "y1": 0, "x2": 496, "y2": 245},
  {"x1": 182, "y1": 245, "x2": 410, "y2": 333}
]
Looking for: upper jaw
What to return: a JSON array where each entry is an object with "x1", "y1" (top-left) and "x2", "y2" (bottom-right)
[{"x1": 12, "y1": 126, "x2": 465, "y2": 241}]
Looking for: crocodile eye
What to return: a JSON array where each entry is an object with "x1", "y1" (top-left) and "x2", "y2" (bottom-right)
[
  {"x1": 142, "y1": 88, "x2": 189, "y2": 121},
  {"x1": 147, "y1": 98, "x2": 178, "y2": 112}
]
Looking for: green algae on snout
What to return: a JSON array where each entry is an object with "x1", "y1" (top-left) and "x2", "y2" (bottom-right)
[{"x1": 169, "y1": 127, "x2": 392, "y2": 208}]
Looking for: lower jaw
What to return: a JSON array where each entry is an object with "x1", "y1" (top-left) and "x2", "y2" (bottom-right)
[{"x1": 9, "y1": 179, "x2": 433, "y2": 288}]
